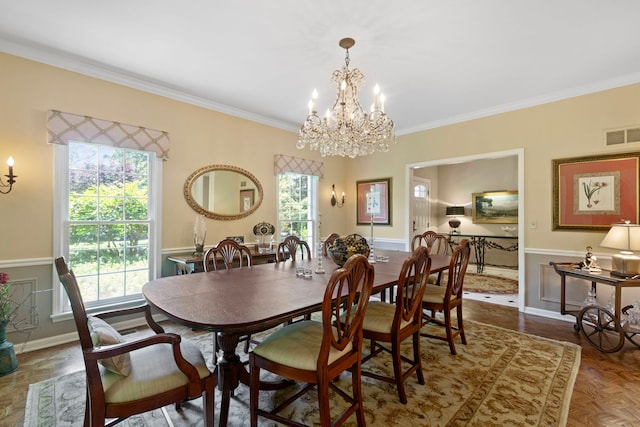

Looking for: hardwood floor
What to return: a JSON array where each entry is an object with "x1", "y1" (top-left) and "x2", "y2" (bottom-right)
[{"x1": 2, "y1": 299, "x2": 640, "y2": 426}]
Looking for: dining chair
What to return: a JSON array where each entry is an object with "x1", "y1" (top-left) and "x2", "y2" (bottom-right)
[
  {"x1": 411, "y1": 231, "x2": 450, "y2": 284},
  {"x1": 420, "y1": 239, "x2": 471, "y2": 355},
  {"x1": 54, "y1": 257, "x2": 216, "y2": 427},
  {"x1": 360, "y1": 245, "x2": 431, "y2": 403},
  {"x1": 203, "y1": 239, "x2": 253, "y2": 271},
  {"x1": 322, "y1": 232, "x2": 340, "y2": 256},
  {"x1": 277, "y1": 235, "x2": 312, "y2": 262},
  {"x1": 204, "y1": 239, "x2": 254, "y2": 353},
  {"x1": 249, "y1": 254, "x2": 374, "y2": 427}
]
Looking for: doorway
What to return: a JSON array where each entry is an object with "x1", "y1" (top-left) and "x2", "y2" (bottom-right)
[
  {"x1": 405, "y1": 148, "x2": 524, "y2": 311},
  {"x1": 411, "y1": 176, "x2": 431, "y2": 235}
]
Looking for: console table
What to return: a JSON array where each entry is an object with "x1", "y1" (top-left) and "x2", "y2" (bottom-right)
[
  {"x1": 448, "y1": 233, "x2": 518, "y2": 273},
  {"x1": 167, "y1": 248, "x2": 278, "y2": 275}
]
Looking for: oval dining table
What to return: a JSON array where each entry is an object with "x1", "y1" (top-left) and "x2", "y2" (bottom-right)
[{"x1": 142, "y1": 250, "x2": 450, "y2": 426}]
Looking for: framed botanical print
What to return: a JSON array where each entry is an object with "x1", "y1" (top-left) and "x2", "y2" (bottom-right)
[
  {"x1": 356, "y1": 178, "x2": 391, "y2": 225},
  {"x1": 552, "y1": 152, "x2": 640, "y2": 231}
]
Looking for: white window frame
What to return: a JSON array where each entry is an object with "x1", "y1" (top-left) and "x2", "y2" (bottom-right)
[
  {"x1": 52, "y1": 143, "x2": 162, "y2": 321},
  {"x1": 276, "y1": 173, "x2": 319, "y2": 251}
]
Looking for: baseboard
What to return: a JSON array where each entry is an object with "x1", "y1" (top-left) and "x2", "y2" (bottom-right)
[{"x1": 522, "y1": 306, "x2": 576, "y2": 323}]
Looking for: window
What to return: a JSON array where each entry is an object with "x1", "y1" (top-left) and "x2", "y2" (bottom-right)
[
  {"x1": 54, "y1": 141, "x2": 161, "y2": 316},
  {"x1": 277, "y1": 173, "x2": 318, "y2": 249}
]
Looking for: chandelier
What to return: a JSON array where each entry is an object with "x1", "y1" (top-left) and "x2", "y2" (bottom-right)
[{"x1": 297, "y1": 38, "x2": 395, "y2": 158}]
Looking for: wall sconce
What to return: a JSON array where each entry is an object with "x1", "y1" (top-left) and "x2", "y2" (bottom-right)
[
  {"x1": 330, "y1": 184, "x2": 345, "y2": 208},
  {"x1": 446, "y1": 206, "x2": 465, "y2": 234},
  {"x1": 0, "y1": 157, "x2": 16, "y2": 194}
]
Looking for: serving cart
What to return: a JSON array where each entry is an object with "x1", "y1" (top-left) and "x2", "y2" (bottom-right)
[{"x1": 550, "y1": 261, "x2": 640, "y2": 352}]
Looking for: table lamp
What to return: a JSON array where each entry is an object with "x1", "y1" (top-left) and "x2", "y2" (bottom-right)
[
  {"x1": 446, "y1": 206, "x2": 465, "y2": 234},
  {"x1": 600, "y1": 222, "x2": 640, "y2": 277}
]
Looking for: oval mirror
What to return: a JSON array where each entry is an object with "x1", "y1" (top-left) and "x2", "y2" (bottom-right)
[{"x1": 183, "y1": 164, "x2": 263, "y2": 221}]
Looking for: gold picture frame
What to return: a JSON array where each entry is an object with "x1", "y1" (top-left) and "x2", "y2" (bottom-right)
[{"x1": 472, "y1": 191, "x2": 518, "y2": 224}]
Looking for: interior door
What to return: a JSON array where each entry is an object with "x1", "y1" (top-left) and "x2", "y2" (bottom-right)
[{"x1": 410, "y1": 176, "x2": 431, "y2": 239}]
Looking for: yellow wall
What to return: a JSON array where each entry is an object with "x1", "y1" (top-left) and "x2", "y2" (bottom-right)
[
  {"x1": 350, "y1": 83, "x2": 640, "y2": 253},
  {"x1": 0, "y1": 51, "x2": 349, "y2": 262},
  {"x1": 3, "y1": 48, "x2": 640, "y2": 346}
]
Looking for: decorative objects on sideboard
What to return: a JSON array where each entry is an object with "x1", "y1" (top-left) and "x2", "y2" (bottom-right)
[
  {"x1": 600, "y1": 221, "x2": 640, "y2": 277},
  {"x1": 0, "y1": 156, "x2": 16, "y2": 194},
  {"x1": 253, "y1": 221, "x2": 275, "y2": 253},
  {"x1": 193, "y1": 215, "x2": 207, "y2": 256},
  {"x1": 297, "y1": 38, "x2": 395, "y2": 158}
]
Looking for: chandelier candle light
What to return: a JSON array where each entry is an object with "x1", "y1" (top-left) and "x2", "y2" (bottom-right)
[{"x1": 297, "y1": 38, "x2": 395, "y2": 158}]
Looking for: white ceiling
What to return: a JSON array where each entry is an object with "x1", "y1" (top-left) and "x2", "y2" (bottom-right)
[{"x1": 1, "y1": 0, "x2": 640, "y2": 135}]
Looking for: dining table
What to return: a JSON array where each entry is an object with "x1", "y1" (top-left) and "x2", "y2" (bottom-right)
[{"x1": 142, "y1": 249, "x2": 450, "y2": 426}]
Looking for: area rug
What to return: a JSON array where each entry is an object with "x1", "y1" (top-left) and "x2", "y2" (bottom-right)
[
  {"x1": 455, "y1": 272, "x2": 519, "y2": 294},
  {"x1": 24, "y1": 320, "x2": 580, "y2": 426}
]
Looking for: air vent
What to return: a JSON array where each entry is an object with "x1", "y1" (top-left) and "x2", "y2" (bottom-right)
[{"x1": 605, "y1": 126, "x2": 640, "y2": 146}]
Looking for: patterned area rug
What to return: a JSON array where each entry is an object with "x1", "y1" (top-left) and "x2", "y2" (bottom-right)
[
  {"x1": 24, "y1": 320, "x2": 579, "y2": 426},
  {"x1": 458, "y1": 273, "x2": 519, "y2": 294}
]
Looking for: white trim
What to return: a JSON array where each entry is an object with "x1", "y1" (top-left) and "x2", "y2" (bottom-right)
[
  {"x1": 522, "y1": 307, "x2": 577, "y2": 324},
  {"x1": 3, "y1": 37, "x2": 640, "y2": 137},
  {"x1": 0, "y1": 257, "x2": 52, "y2": 268},
  {"x1": 51, "y1": 142, "x2": 162, "y2": 316},
  {"x1": 0, "y1": 39, "x2": 298, "y2": 133},
  {"x1": 397, "y1": 73, "x2": 640, "y2": 136}
]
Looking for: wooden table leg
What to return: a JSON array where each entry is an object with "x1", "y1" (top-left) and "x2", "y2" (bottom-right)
[
  {"x1": 215, "y1": 333, "x2": 242, "y2": 427},
  {"x1": 215, "y1": 331, "x2": 295, "y2": 426}
]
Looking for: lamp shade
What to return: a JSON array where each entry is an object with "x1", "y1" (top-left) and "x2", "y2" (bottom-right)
[
  {"x1": 600, "y1": 223, "x2": 640, "y2": 277},
  {"x1": 600, "y1": 223, "x2": 640, "y2": 252},
  {"x1": 446, "y1": 206, "x2": 465, "y2": 216}
]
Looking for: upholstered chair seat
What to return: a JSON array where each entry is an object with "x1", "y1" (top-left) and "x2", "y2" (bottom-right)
[
  {"x1": 360, "y1": 301, "x2": 411, "y2": 334},
  {"x1": 251, "y1": 321, "x2": 352, "y2": 371},
  {"x1": 422, "y1": 284, "x2": 456, "y2": 304},
  {"x1": 101, "y1": 340, "x2": 211, "y2": 403}
]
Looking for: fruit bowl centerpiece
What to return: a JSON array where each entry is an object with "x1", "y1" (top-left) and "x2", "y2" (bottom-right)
[{"x1": 327, "y1": 234, "x2": 370, "y2": 267}]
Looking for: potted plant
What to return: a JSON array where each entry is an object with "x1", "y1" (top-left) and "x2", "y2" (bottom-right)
[{"x1": 0, "y1": 272, "x2": 19, "y2": 376}]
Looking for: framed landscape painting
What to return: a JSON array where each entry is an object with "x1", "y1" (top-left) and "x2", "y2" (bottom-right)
[
  {"x1": 552, "y1": 152, "x2": 639, "y2": 231},
  {"x1": 472, "y1": 191, "x2": 518, "y2": 224}
]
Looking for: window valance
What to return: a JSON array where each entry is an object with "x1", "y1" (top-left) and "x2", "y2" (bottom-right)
[
  {"x1": 274, "y1": 154, "x2": 324, "y2": 180},
  {"x1": 47, "y1": 110, "x2": 170, "y2": 160}
]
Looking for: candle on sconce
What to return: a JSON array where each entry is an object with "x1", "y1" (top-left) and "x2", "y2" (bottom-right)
[{"x1": 7, "y1": 156, "x2": 14, "y2": 176}]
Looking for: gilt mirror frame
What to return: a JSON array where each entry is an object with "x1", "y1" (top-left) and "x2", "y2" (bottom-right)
[{"x1": 183, "y1": 164, "x2": 263, "y2": 221}]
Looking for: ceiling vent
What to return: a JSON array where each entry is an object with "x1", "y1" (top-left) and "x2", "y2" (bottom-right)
[{"x1": 605, "y1": 126, "x2": 640, "y2": 146}]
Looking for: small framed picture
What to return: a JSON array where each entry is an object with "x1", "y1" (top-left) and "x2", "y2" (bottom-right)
[
  {"x1": 356, "y1": 178, "x2": 391, "y2": 225},
  {"x1": 239, "y1": 189, "x2": 255, "y2": 213}
]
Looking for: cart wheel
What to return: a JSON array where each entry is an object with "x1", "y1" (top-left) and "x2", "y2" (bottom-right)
[
  {"x1": 578, "y1": 305, "x2": 625, "y2": 353},
  {"x1": 621, "y1": 305, "x2": 640, "y2": 348}
]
